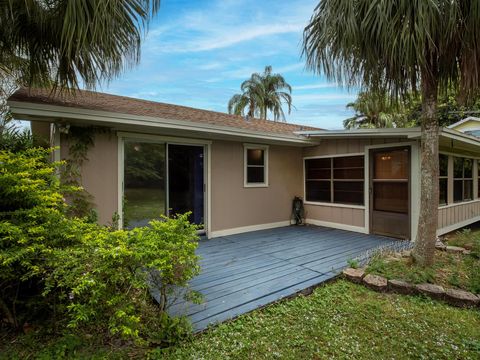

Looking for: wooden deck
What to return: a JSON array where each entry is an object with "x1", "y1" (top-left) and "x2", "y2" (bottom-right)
[{"x1": 164, "y1": 225, "x2": 399, "y2": 331}]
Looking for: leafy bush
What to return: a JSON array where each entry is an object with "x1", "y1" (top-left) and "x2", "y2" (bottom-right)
[{"x1": 0, "y1": 148, "x2": 200, "y2": 344}]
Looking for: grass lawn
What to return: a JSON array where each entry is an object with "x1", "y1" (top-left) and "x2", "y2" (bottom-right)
[{"x1": 2, "y1": 281, "x2": 479, "y2": 359}]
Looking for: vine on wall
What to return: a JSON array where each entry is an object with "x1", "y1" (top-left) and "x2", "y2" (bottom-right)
[{"x1": 61, "y1": 126, "x2": 109, "y2": 222}]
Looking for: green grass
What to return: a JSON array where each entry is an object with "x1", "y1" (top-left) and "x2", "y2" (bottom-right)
[
  {"x1": 2, "y1": 281, "x2": 479, "y2": 359},
  {"x1": 366, "y1": 250, "x2": 480, "y2": 294},
  {"x1": 365, "y1": 226, "x2": 480, "y2": 294}
]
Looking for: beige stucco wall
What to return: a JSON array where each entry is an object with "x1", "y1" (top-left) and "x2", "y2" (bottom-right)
[
  {"x1": 60, "y1": 132, "x2": 118, "y2": 225},
  {"x1": 210, "y1": 141, "x2": 303, "y2": 232}
]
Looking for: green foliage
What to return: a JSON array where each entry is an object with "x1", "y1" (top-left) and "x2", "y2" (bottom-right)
[
  {"x1": 345, "y1": 87, "x2": 480, "y2": 129},
  {"x1": 0, "y1": 148, "x2": 200, "y2": 343},
  {"x1": 228, "y1": 65, "x2": 293, "y2": 121},
  {"x1": 0, "y1": 0, "x2": 160, "y2": 90},
  {"x1": 344, "y1": 91, "x2": 417, "y2": 129},
  {"x1": 346, "y1": 258, "x2": 359, "y2": 269},
  {"x1": 367, "y1": 255, "x2": 436, "y2": 284}
]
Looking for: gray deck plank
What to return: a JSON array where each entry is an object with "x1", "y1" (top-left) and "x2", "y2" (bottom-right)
[{"x1": 165, "y1": 225, "x2": 399, "y2": 331}]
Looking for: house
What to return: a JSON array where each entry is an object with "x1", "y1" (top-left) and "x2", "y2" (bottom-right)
[
  {"x1": 8, "y1": 88, "x2": 480, "y2": 240},
  {"x1": 448, "y1": 116, "x2": 480, "y2": 137}
]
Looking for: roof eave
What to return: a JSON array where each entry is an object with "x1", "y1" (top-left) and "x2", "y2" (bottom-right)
[
  {"x1": 8, "y1": 100, "x2": 318, "y2": 146},
  {"x1": 295, "y1": 127, "x2": 422, "y2": 139}
]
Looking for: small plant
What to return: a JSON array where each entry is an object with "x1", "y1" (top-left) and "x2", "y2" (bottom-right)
[
  {"x1": 347, "y1": 258, "x2": 359, "y2": 269},
  {"x1": 447, "y1": 272, "x2": 461, "y2": 288}
]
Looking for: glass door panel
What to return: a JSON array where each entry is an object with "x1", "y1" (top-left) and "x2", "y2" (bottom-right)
[
  {"x1": 123, "y1": 141, "x2": 166, "y2": 228},
  {"x1": 168, "y1": 144, "x2": 205, "y2": 226}
]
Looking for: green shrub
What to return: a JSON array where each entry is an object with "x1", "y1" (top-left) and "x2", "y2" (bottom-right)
[{"x1": 0, "y1": 148, "x2": 200, "y2": 344}]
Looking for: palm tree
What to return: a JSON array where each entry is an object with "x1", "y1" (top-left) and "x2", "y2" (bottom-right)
[
  {"x1": 0, "y1": 0, "x2": 160, "y2": 91},
  {"x1": 303, "y1": 0, "x2": 480, "y2": 266},
  {"x1": 344, "y1": 91, "x2": 416, "y2": 129},
  {"x1": 228, "y1": 66, "x2": 293, "y2": 121}
]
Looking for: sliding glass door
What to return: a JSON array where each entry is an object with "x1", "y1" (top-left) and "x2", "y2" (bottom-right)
[
  {"x1": 168, "y1": 144, "x2": 205, "y2": 226},
  {"x1": 123, "y1": 140, "x2": 166, "y2": 228},
  {"x1": 122, "y1": 140, "x2": 205, "y2": 229}
]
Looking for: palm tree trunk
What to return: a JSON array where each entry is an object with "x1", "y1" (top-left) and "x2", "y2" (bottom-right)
[
  {"x1": 413, "y1": 66, "x2": 439, "y2": 266},
  {"x1": 248, "y1": 99, "x2": 255, "y2": 118}
]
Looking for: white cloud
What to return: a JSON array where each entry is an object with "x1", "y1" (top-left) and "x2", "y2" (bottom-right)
[
  {"x1": 294, "y1": 93, "x2": 357, "y2": 102},
  {"x1": 157, "y1": 23, "x2": 305, "y2": 53},
  {"x1": 293, "y1": 83, "x2": 338, "y2": 90}
]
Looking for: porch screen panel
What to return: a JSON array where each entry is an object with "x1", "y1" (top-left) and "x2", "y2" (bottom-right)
[
  {"x1": 439, "y1": 154, "x2": 448, "y2": 205},
  {"x1": 333, "y1": 156, "x2": 364, "y2": 205},
  {"x1": 123, "y1": 141, "x2": 166, "y2": 228},
  {"x1": 305, "y1": 156, "x2": 364, "y2": 205},
  {"x1": 305, "y1": 158, "x2": 331, "y2": 202},
  {"x1": 454, "y1": 157, "x2": 473, "y2": 202},
  {"x1": 373, "y1": 149, "x2": 409, "y2": 213}
]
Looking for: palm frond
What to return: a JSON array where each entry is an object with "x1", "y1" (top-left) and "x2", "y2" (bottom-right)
[{"x1": 0, "y1": 0, "x2": 161, "y2": 91}]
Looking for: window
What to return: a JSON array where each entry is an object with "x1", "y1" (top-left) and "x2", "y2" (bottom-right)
[
  {"x1": 244, "y1": 144, "x2": 268, "y2": 187},
  {"x1": 478, "y1": 160, "x2": 480, "y2": 198},
  {"x1": 453, "y1": 157, "x2": 473, "y2": 202},
  {"x1": 439, "y1": 154, "x2": 448, "y2": 205},
  {"x1": 305, "y1": 156, "x2": 364, "y2": 205}
]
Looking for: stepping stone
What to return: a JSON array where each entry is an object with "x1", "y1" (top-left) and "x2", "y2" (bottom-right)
[
  {"x1": 416, "y1": 283, "x2": 445, "y2": 300},
  {"x1": 363, "y1": 274, "x2": 388, "y2": 291},
  {"x1": 388, "y1": 279, "x2": 415, "y2": 295},
  {"x1": 342, "y1": 268, "x2": 365, "y2": 283},
  {"x1": 463, "y1": 249, "x2": 472, "y2": 255},
  {"x1": 444, "y1": 289, "x2": 480, "y2": 308},
  {"x1": 445, "y1": 246, "x2": 465, "y2": 254}
]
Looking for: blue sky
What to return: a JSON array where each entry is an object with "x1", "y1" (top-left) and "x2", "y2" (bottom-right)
[{"x1": 105, "y1": 0, "x2": 357, "y2": 129}]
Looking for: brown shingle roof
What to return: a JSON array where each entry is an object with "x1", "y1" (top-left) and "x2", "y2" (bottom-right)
[{"x1": 9, "y1": 88, "x2": 320, "y2": 136}]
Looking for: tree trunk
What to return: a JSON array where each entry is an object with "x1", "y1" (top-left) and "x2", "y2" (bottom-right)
[{"x1": 413, "y1": 67, "x2": 439, "y2": 267}]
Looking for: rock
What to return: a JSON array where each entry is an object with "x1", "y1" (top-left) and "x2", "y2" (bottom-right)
[
  {"x1": 363, "y1": 274, "x2": 388, "y2": 291},
  {"x1": 401, "y1": 250, "x2": 412, "y2": 258},
  {"x1": 388, "y1": 279, "x2": 416, "y2": 295},
  {"x1": 385, "y1": 256, "x2": 401, "y2": 262},
  {"x1": 342, "y1": 268, "x2": 365, "y2": 283},
  {"x1": 444, "y1": 288, "x2": 480, "y2": 308},
  {"x1": 445, "y1": 246, "x2": 465, "y2": 254},
  {"x1": 435, "y1": 241, "x2": 447, "y2": 251},
  {"x1": 415, "y1": 283, "x2": 445, "y2": 300},
  {"x1": 463, "y1": 249, "x2": 472, "y2": 255}
]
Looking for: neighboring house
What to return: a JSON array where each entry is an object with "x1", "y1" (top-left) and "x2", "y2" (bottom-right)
[
  {"x1": 448, "y1": 116, "x2": 480, "y2": 137},
  {"x1": 8, "y1": 88, "x2": 480, "y2": 240}
]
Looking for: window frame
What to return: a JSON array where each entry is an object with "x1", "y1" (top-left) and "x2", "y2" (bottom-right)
[
  {"x1": 243, "y1": 144, "x2": 269, "y2": 188},
  {"x1": 453, "y1": 156, "x2": 473, "y2": 203},
  {"x1": 438, "y1": 154, "x2": 449, "y2": 206},
  {"x1": 304, "y1": 154, "x2": 365, "y2": 208}
]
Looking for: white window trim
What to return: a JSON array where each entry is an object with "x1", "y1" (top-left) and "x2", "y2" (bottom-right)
[
  {"x1": 244, "y1": 143, "x2": 269, "y2": 188},
  {"x1": 117, "y1": 132, "x2": 212, "y2": 237}
]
